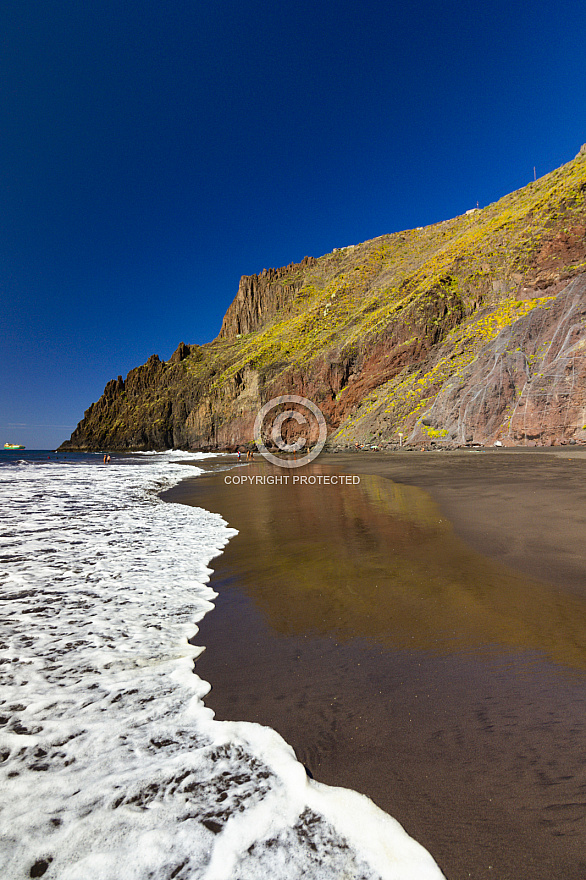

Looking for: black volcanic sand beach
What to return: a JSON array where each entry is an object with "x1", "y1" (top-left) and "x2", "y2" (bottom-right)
[{"x1": 164, "y1": 451, "x2": 586, "y2": 880}]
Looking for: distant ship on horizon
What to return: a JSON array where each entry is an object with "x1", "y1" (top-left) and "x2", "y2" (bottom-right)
[{"x1": 3, "y1": 443, "x2": 25, "y2": 450}]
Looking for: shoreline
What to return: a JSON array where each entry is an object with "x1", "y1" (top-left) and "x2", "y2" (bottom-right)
[{"x1": 163, "y1": 450, "x2": 586, "y2": 880}]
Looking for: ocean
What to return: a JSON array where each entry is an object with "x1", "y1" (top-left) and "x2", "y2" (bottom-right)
[{"x1": 0, "y1": 450, "x2": 443, "y2": 880}]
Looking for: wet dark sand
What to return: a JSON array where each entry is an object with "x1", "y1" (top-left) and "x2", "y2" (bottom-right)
[{"x1": 164, "y1": 451, "x2": 586, "y2": 880}]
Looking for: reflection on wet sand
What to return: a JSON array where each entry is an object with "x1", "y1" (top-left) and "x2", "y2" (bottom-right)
[
  {"x1": 166, "y1": 455, "x2": 586, "y2": 880},
  {"x1": 206, "y1": 461, "x2": 586, "y2": 671}
]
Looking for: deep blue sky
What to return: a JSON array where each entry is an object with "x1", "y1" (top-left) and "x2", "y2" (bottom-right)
[{"x1": 1, "y1": 0, "x2": 585, "y2": 449}]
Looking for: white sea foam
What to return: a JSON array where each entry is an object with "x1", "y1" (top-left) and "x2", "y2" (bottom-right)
[{"x1": 0, "y1": 453, "x2": 444, "y2": 879}]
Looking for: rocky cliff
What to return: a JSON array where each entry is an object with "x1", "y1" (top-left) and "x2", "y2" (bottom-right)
[
  {"x1": 61, "y1": 147, "x2": 586, "y2": 452},
  {"x1": 218, "y1": 257, "x2": 317, "y2": 338}
]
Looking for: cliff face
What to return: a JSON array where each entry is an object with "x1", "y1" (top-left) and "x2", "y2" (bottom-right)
[
  {"x1": 62, "y1": 148, "x2": 586, "y2": 452},
  {"x1": 338, "y1": 274, "x2": 586, "y2": 447},
  {"x1": 410, "y1": 275, "x2": 586, "y2": 446},
  {"x1": 218, "y1": 257, "x2": 317, "y2": 338}
]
